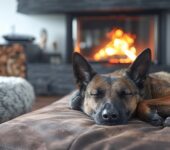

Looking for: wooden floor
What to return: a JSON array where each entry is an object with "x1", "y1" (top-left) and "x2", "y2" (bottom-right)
[{"x1": 32, "y1": 96, "x2": 63, "y2": 111}]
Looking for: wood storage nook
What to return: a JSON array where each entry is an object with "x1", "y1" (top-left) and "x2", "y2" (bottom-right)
[{"x1": 0, "y1": 44, "x2": 26, "y2": 77}]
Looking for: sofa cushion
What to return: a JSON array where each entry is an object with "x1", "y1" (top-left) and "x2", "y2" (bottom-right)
[{"x1": 0, "y1": 92, "x2": 169, "y2": 150}]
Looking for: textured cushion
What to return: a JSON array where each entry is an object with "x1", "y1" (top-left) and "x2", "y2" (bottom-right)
[
  {"x1": 0, "y1": 77, "x2": 35, "y2": 123},
  {"x1": 0, "y1": 92, "x2": 169, "y2": 150}
]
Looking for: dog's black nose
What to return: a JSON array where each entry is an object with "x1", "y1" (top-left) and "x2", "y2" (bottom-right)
[
  {"x1": 102, "y1": 103, "x2": 119, "y2": 121},
  {"x1": 102, "y1": 109, "x2": 118, "y2": 120}
]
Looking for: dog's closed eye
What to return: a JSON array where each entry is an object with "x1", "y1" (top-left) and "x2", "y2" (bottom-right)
[
  {"x1": 90, "y1": 88, "x2": 105, "y2": 98},
  {"x1": 118, "y1": 90, "x2": 133, "y2": 98}
]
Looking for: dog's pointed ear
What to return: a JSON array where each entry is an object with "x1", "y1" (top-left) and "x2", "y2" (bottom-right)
[
  {"x1": 126, "y1": 48, "x2": 151, "y2": 88},
  {"x1": 72, "y1": 52, "x2": 97, "y2": 88}
]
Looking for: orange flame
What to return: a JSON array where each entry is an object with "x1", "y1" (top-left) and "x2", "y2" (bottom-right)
[{"x1": 94, "y1": 29, "x2": 137, "y2": 63}]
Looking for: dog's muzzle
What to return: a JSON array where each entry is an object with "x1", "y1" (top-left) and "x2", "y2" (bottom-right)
[{"x1": 95, "y1": 103, "x2": 122, "y2": 125}]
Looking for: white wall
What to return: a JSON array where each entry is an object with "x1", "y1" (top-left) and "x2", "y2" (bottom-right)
[{"x1": 0, "y1": 0, "x2": 66, "y2": 58}]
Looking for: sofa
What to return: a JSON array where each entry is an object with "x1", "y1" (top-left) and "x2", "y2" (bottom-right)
[{"x1": 0, "y1": 91, "x2": 169, "y2": 150}]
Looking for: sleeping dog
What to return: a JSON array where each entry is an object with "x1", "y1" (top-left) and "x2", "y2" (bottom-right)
[{"x1": 70, "y1": 48, "x2": 170, "y2": 126}]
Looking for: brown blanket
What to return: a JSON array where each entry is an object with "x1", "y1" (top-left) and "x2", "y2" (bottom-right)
[{"x1": 0, "y1": 92, "x2": 170, "y2": 150}]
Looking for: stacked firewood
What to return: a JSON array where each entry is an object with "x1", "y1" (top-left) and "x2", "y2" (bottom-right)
[{"x1": 0, "y1": 44, "x2": 26, "y2": 77}]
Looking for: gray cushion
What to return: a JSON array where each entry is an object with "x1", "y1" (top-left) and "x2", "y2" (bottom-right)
[{"x1": 0, "y1": 77, "x2": 35, "y2": 123}]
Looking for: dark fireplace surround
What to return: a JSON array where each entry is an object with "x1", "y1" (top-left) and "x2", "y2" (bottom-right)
[
  {"x1": 66, "y1": 11, "x2": 167, "y2": 65},
  {"x1": 17, "y1": 0, "x2": 170, "y2": 65}
]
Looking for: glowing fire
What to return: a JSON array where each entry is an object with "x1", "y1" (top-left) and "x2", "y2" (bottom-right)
[{"x1": 94, "y1": 29, "x2": 137, "y2": 63}]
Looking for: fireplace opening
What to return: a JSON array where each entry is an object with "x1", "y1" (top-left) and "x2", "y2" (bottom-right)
[{"x1": 72, "y1": 15, "x2": 158, "y2": 64}]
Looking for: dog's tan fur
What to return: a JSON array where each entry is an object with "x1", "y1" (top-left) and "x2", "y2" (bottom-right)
[
  {"x1": 149, "y1": 72, "x2": 170, "y2": 98},
  {"x1": 137, "y1": 72, "x2": 170, "y2": 124}
]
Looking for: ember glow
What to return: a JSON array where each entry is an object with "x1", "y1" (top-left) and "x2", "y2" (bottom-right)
[{"x1": 94, "y1": 29, "x2": 137, "y2": 63}]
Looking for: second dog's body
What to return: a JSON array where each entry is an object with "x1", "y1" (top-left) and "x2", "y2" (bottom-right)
[{"x1": 70, "y1": 49, "x2": 170, "y2": 126}]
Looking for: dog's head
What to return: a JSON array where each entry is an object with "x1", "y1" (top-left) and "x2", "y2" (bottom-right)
[{"x1": 71, "y1": 48, "x2": 151, "y2": 125}]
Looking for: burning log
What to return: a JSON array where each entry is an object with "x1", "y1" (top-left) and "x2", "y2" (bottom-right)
[
  {"x1": 92, "y1": 28, "x2": 137, "y2": 64},
  {"x1": 0, "y1": 44, "x2": 26, "y2": 77}
]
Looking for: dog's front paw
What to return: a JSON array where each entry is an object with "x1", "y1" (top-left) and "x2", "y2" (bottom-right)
[
  {"x1": 137, "y1": 102, "x2": 164, "y2": 126},
  {"x1": 69, "y1": 91, "x2": 83, "y2": 110},
  {"x1": 164, "y1": 117, "x2": 170, "y2": 127},
  {"x1": 149, "y1": 112, "x2": 164, "y2": 126}
]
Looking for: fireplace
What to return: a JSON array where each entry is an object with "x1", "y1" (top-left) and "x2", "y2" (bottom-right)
[
  {"x1": 65, "y1": 9, "x2": 168, "y2": 65},
  {"x1": 72, "y1": 14, "x2": 157, "y2": 64},
  {"x1": 17, "y1": 0, "x2": 170, "y2": 95}
]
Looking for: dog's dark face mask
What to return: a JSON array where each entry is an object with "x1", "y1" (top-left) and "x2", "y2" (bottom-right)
[{"x1": 71, "y1": 49, "x2": 151, "y2": 125}]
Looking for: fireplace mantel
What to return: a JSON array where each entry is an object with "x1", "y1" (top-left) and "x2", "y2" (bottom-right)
[{"x1": 17, "y1": 0, "x2": 170, "y2": 14}]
